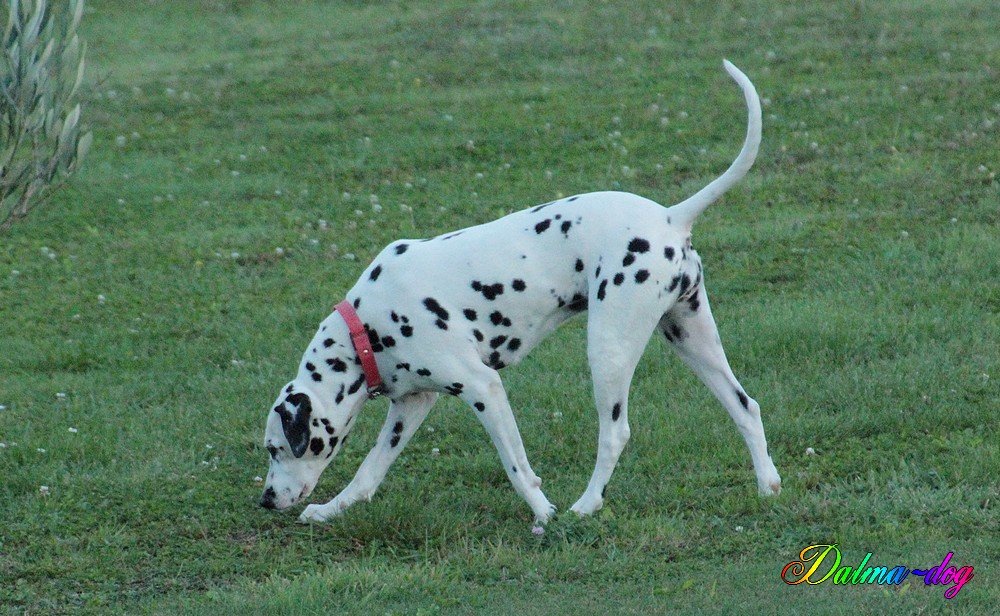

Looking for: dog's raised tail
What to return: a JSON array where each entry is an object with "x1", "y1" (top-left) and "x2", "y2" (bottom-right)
[{"x1": 667, "y1": 60, "x2": 761, "y2": 231}]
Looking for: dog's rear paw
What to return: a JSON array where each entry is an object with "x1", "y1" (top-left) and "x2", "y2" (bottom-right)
[{"x1": 569, "y1": 494, "x2": 603, "y2": 516}]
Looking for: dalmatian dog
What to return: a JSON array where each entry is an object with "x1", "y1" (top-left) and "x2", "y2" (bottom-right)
[{"x1": 260, "y1": 60, "x2": 781, "y2": 524}]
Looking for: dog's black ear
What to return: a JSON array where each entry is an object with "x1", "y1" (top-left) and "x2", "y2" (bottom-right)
[{"x1": 279, "y1": 392, "x2": 313, "y2": 458}]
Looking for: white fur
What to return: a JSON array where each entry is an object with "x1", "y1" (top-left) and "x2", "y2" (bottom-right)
[{"x1": 260, "y1": 61, "x2": 781, "y2": 524}]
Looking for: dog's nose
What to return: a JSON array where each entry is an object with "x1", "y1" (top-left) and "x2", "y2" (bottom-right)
[{"x1": 259, "y1": 487, "x2": 277, "y2": 509}]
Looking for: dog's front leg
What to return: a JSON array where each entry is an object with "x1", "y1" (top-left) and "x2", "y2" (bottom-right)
[
  {"x1": 300, "y1": 392, "x2": 438, "y2": 523},
  {"x1": 460, "y1": 368, "x2": 557, "y2": 524}
]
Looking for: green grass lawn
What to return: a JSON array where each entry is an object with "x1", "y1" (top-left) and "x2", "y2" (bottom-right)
[{"x1": 1, "y1": 0, "x2": 998, "y2": 613}]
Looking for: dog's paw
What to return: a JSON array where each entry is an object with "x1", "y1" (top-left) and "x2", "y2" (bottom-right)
[
  {"x1": 758, "y1": 478, "x2": 782, "y2": 497},
  {"x1": 299, "y1": 503, "x2": 333, "y2": 524},
  {"x1": 569, "y1": 494, "x2": 603, "y2": 516},
  {"x1": 534, "y1": 503, "x2": 557, "y2": 525}
]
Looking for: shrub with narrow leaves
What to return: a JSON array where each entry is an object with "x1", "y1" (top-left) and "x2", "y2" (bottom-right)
[{"x1": 0, "y1": 0, "x2": 91, "y2": 231}]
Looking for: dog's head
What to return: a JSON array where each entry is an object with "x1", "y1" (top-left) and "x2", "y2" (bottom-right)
[{"x1": 259, "y1": 382, "x2": 358, "y2": 510}]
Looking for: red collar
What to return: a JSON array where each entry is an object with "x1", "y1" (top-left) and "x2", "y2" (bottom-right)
[{"x1": 334, "y1": 300, "x2": 385, "y2": 398}]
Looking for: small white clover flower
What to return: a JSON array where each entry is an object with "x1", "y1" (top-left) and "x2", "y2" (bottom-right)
[
  {"x1": 39, "y1": 486, "x2": 50, "y2": 496},
  {"x1": 68, "y1": 427, "x2": 78, "y2": 434}
]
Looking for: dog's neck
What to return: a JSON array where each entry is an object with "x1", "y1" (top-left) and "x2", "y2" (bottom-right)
[{"x1": 294, "y1": 314, "x2": 373, "y2": 421}]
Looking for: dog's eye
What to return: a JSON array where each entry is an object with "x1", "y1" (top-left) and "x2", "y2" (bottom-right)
[{"x1": 266, "y1": 445, "x2": 279, "y2": 459}]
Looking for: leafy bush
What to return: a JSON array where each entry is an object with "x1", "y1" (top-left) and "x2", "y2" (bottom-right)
[{"x1": 0, "y1": 0, "x2": 91, "y2": 232}]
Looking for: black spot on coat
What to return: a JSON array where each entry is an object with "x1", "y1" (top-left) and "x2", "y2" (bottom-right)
[
  {"x1": 369, "y1": 265, "x2": 382, "y2": 281},
  {"x1": 347, "y1": 374, "x2": 366, "y2": 395},
  {"x1": 736, "y1": 390, "x2": 750, "y2": 410},
  {"x1": 423, "y1": 297, "x2": 449, "y2": 322},
  {"x1": 534, "y1": 219, "x2": 552, "y2": 234},
  {"x1": 471, "y1": 281, "x2": 504, "y2": 300},
  {"x1": 490, "y1": 311, "x2": 512, "y2": 327},
  {"x1": 310, "y1": 437, "x2": 325, "y2": 455},
  {"x1": 628, "y1": 238, "x2": 650, "y2": 253}
]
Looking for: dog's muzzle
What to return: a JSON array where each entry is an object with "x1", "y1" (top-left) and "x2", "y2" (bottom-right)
[{"x1": 259, "y1": 487, "x2": 278, "y2": 510}]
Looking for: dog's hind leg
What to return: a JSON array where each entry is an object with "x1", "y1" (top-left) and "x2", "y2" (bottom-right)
[
  {"x1": 570, "y1": 297, "x2": 665, "y2": 516},
  {"x1": 300, "y1": 392, "x2": 438, "y2": 523},
  {"x1": 660, "y1": 283, "x2": 781, "y2": 496}
]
